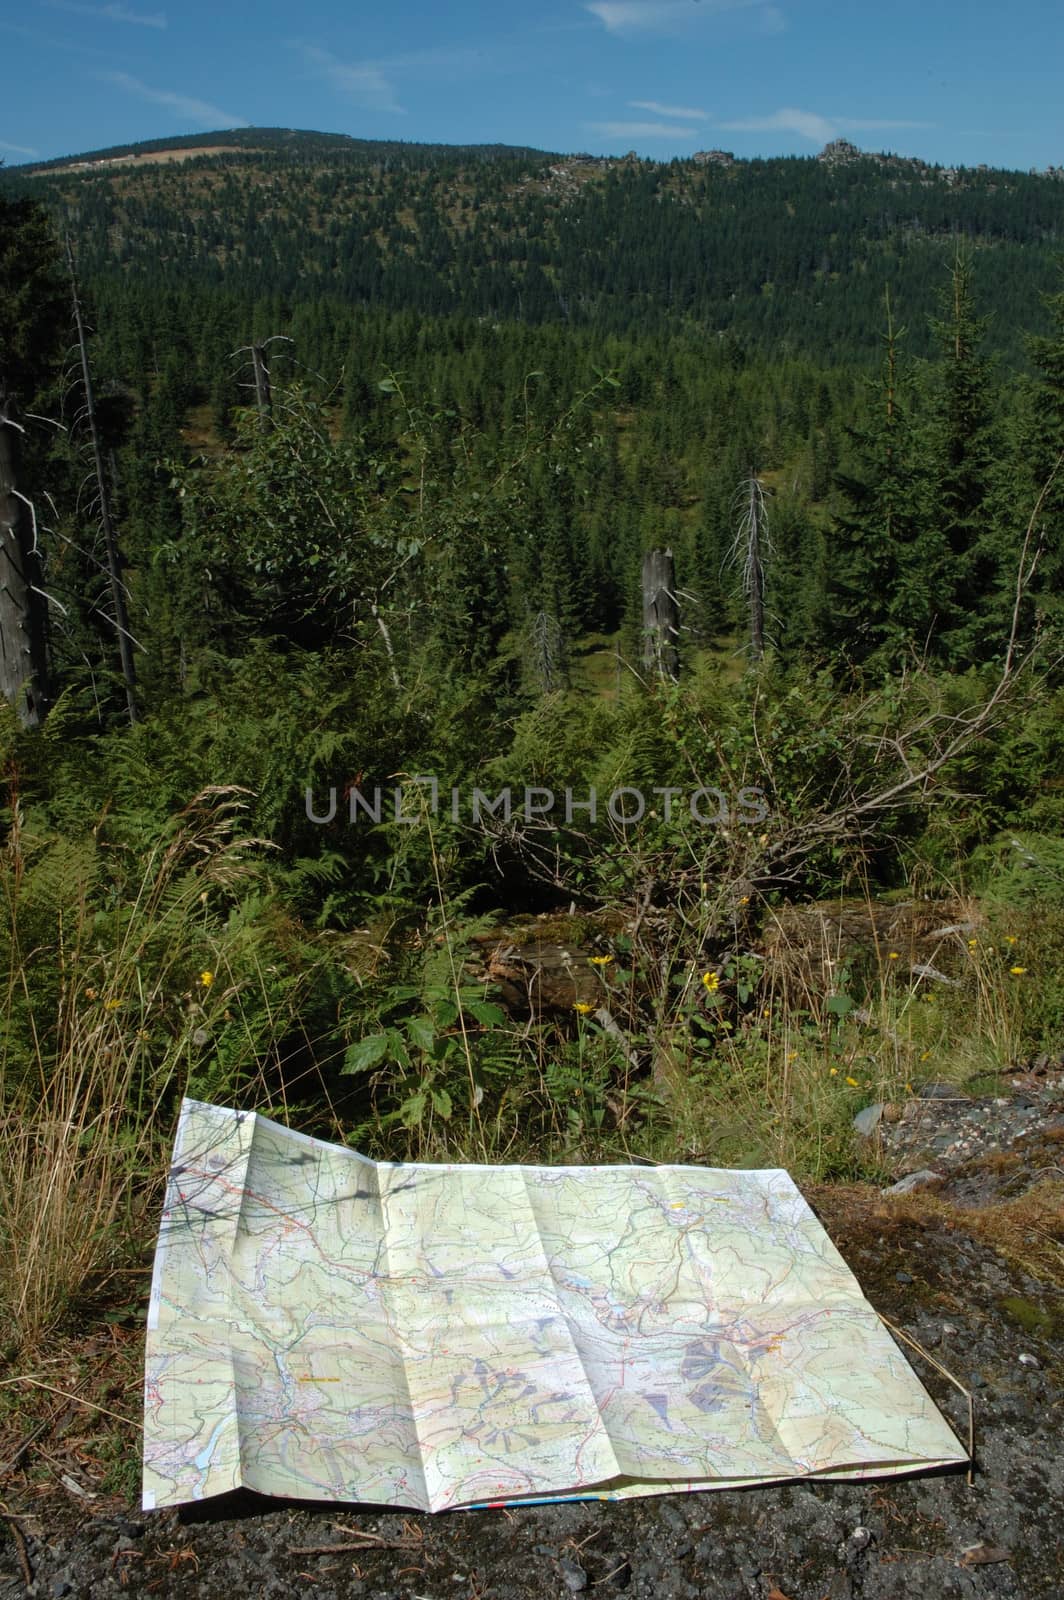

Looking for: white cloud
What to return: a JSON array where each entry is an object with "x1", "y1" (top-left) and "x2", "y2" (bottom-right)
[
  {"x1": 42, "y1": 0, "x2": 166, "y2": 27},
  {"x1": 717, "y1": 107, "x2": 933, "y2": 143},
  {"x1": 0, "y1": 139, "x2": 40, "y2": 157},
  {"x1": 585, "y1": 0, "x2": 760, "y2": 34},
  {"x1": 629, "y1": 99, "x2": 708, "y2": 119},
  {"x1": 101, "y1": 71, "x2": 248, "y2": 128},
  {"x1": 299, "y1": 45, "x2": 405, "y2": 114},
  {"x1": 587, "y1": 119, "x2": 699, "y2": 139}
]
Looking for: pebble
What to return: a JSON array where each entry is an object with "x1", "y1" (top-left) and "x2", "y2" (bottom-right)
[
  {"x1": 1019, "y1": 1353, "x2": 1041, "y2": 1368},
  {"x1": 559, "y1": 1557, "x2": 589, "y2": 1592},
  {"x1": 849, "y1": 1527, "x2": 874, "y2": 1551},
  {"x1": 895, "y1": 1271, "x2": 913, "y2": 1285}
]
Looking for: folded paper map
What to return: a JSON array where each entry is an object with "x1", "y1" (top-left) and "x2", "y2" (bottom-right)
[{"x1": 143, "y1": 1098, "x2": 966, "y2": 1511}]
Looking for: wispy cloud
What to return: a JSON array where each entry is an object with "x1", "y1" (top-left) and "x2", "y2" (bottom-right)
[
  {"x1": 586, "y1": 0, "x2": 762, "y2": 35},
  {"x1": 42, "y1": 0, "x2": 167, "y2": 28},
  {"x1": 717, "y1": 107, "x2": 933, "y2": 143},
  {"x1": 100, "y1": 71, "x2": 248, "y2": 128},
  {"x1": 298, "y1": 45, "x2": 405, "y2": 114},
  {"x1": 629, "y1": 99, "x2": 708, "y2": 120},
  {"x1": 0, "y1": 138, "x2": 40, "y2": 157},
  {"x1": 1, "y1": 17, "x2": 109, "y2": 53},
  {"x1": 587, "y1": 119, "x2": 699, "y2": 139}
]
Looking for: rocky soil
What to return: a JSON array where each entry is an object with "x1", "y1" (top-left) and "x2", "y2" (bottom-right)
[{"x1": 2, "y1": 1081, "x2": 1061, "y2": 1600}]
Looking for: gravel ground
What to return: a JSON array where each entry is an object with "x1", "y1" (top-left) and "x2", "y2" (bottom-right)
[{"x1": 3, "y1": 1132, "x2": 1061, "y2": 1600}]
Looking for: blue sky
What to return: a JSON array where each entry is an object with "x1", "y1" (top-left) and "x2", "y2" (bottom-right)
[{"x1": 2, "y1": 0, "x2": 1062, "y2": 170}]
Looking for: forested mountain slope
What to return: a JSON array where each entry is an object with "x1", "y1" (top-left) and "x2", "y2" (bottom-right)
[{"x1": 8, "y1": 127, "x2": 1064, "y2": 362}]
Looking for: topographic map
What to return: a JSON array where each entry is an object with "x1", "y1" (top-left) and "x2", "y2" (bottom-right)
[{"x1": 143, "y1": 1099, "x2": 967, "y2": 1511}]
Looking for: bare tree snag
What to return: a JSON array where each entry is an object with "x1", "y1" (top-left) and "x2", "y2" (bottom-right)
[
  {"x1": 0, "y1": 406, "x2": 50, "y2": 727},
  {"x1": 67, "y1": 239, "x2": 137, "y2": 724},
  {"x1": 642, "y1": 548, "x2": 680, "y2": 680}
]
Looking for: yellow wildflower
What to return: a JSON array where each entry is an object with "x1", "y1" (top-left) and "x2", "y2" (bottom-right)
[
  {"x1": 905, "y1": 1082, "x2": 913, "y2": 1093},
  {"x1": 588, "y1": 955, "x2": 613, "y2": 967},
  {"x1": 573, "y1": 1002, "x2": 594, "y2": 1015},
  {"x1": 845, "y1": 1076, "x2": 859, "y2": 1087},
  {"x1": 1005, "y1": 935, "x2": 1017, "y2": 946},
  {"x1": 1009, "y1": 966, "x2": 1026, "y2": 976},
  {"x1": 738, "y1": 895, "x2": 750, "y2": 906},
  {"x1": 199, "y1": 970, "x2": 214, "y2": 988},
  {"x1": 103, "y1": 998, "x2": 121, "y2": 1012},
  {"x1": 967, "y1": 938, "x2": 978, "y2": 949},
  {"x1": 702, "y1": 971, "x2": 719, "y2": 993},
  {"x1": 829, "y1": 1067, "x2": 838, "y2": 1076},
  {"x1": 888, "y1": 951, "x2": 899, "y2": 961}
]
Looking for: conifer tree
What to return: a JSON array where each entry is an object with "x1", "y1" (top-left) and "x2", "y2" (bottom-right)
[
  {"x1": 824, "y1": 294, "x2": 943, "y2": 668},
  {"x1": 926, "y1": 255, "x2": 1002, "y2": 662}
]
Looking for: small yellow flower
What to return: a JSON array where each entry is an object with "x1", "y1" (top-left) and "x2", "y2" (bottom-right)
[
  {"x1": 788, "y1": 1050, "x2": 798, "y2": 1062},
  {"x1": 1005, "y1": 935, "x2": 1017, "y2": 947},
  {"x1": 845, "y1": 1076, "x2": 859, "y2": 1087},
  {"x1": 702, "y1": 971, "x2": 719, "y2": 993},
  {"x1": 103, "y1": 998, "x2": 121, "y2": 1011},
  {"x1": 588, "y1": 955, "x2": 613, "y2": 966},
  {"x1": 967, "y1": 938, "x2": 978, "y2": 949},
  {"x1": 738, "y1": 895, "x2": 750, "y2": 906},
  {"x1": 762, "y1": 1006, "x2": 771, "y2": 1017},
  {"x1": 1009, "y1": 966, "x2": 1026, "y2": 976},
  {"x1": 905, "y1": 1082, "x2": 913, "y2": 1093},
  {"x1": 888, "y1": 951, "x2": 899, "y2": 961},
  {"x1": 573, "y1": 1002, "x2": 594, "y2": 1014},
  {"x1": 920, "y1": 1050, "x2": 931, "y2": 1061},
  {"x1": 199, "y1": 970, "x2": 214, "y2": 988},
  {"x1": 829, "y1": 1067, "x2": 838, "y2": 1076}
]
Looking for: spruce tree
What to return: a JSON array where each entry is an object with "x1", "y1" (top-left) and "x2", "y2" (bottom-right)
[{"x1": 824, "y1": 295, "x2": 943, "y2": 668}]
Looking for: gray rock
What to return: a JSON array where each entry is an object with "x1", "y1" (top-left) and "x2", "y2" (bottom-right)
[
  {"x1": 920, "y1": 1082, "x2": 969, "y2": 1100},
  {"x1": 895, "y1": 1271, "x2": 913, "y2": 1285},
  {"x1": 853, "y1": 1103, "x2": 886, "y2": 1136},
  {"x1": 885, "y1": 1168, "x2": 942, "y2": 1194},
  {"x1": 560, "y1": 1557, "x2": 589, "y2": 1592}
]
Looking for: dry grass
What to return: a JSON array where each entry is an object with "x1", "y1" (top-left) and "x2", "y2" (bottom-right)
[{"x1": 0, "y1": 788, "x2": 260, "y2": 1357}]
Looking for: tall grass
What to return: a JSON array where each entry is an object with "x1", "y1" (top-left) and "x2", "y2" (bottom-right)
[{"x1": 0, "y1": 787, "x2": 264, "y2": 1355}]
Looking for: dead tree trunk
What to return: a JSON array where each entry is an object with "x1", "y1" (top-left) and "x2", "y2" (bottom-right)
[
  {"x1": 0, "y1": 406, "x2": 50, "y2": 727},
  {"x1": 746, "y1": 476, "x2": 765, "y2": 661},
  {"x1": 67, "y1": 239, "x2": 137, "y2": 724},
  {"x1": 251, "y1": 343, "x2": 273, "y2": 433},
  {"x1": 641, "y1": 548, "x2": 680, "y2": 680},
  {"x1": 730, "y1": 474, "x2": 770, "y2": 662}
]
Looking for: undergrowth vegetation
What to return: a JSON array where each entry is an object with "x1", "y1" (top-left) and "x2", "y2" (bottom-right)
[{"x1": 3, "y1": 650, "x2": 1063, "y2": 1356}]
